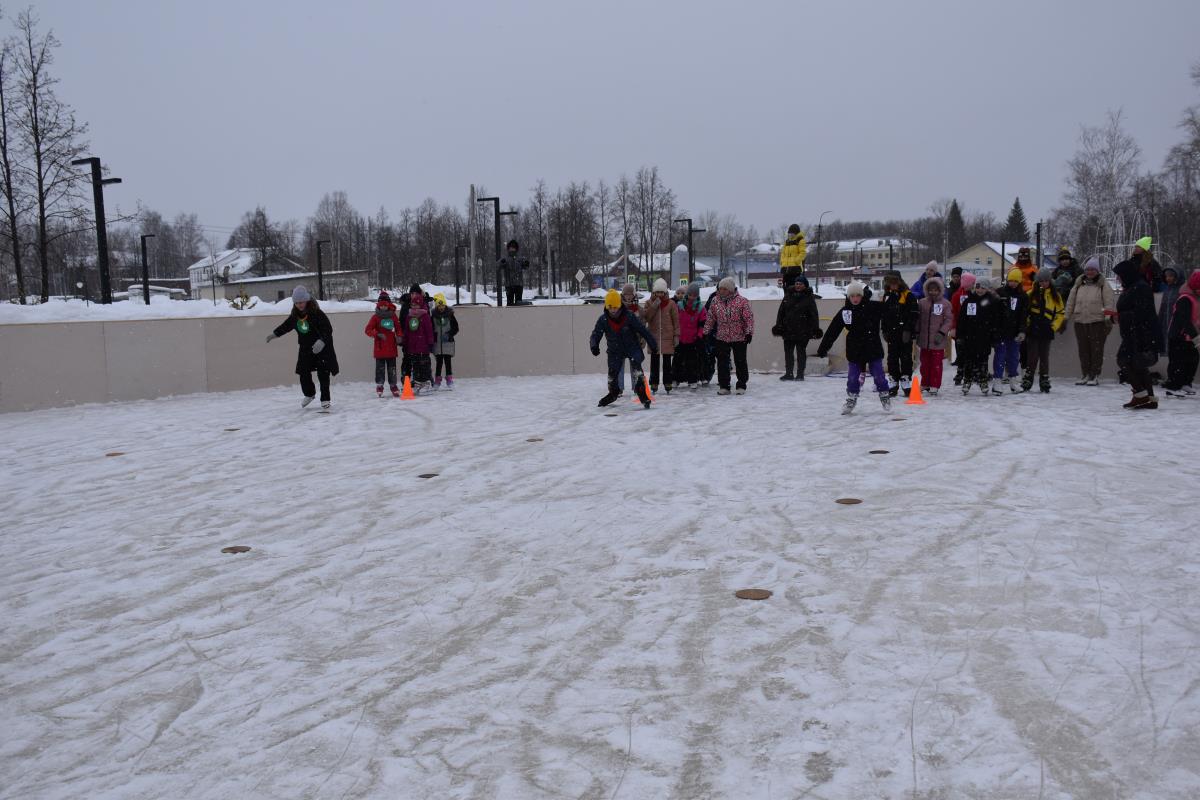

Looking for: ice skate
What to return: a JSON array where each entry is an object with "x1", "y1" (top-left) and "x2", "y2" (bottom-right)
[
  {"x1": 597, "y1": 390, "x2": 619, "y2": 407},
  {"x1": 1020, "y1": 371, "x2": 1034, "y2": 392},
  {"x1": 1006, "y1": 377, "x2": 1019, "y2": 393},
  {"x1": 445, "y1": 376, "x2": 455, "y2": 390},
  {"x1": 927, "y1": 387, "x2": 939, "y2": 396},
  {"x1": 301, "y1": 396, "x2": 315, "y2": 408},
  {"x1": 735, "y1": 386, "x2": 746, "y2": 395},
  {"x1": 1182, "y1": 384, "x2": 1195, "y2": 395},
  {"x1": 899, "y1": 375, "x2": 912, "y2": 395},
  {"x1": 1086, "y1": 376, "x2": 1100, "y2": 386},
  {"x1": 841, "y1": 393, "x2": 858, "y2": 415},
  {"x1": 717, "y1": 387, "x2": 731, "y2": 396},
  {"x1": 319, "y1": 401, "x2": 331, "y2": 413},
  {"x1": 887, "y1": 377, "x2": 900, "y2": 398},
  {"x1": 988, "y1": 380, "x2": 1002, "y2": 396},
  {"x1": 1075, "y1": 376, "x2": 1090, "y2": 385},
  {"x1": 390, "y1": 385, "x2": 401, "y2": 398},
  {"x1": 1039, "y1": 375, "x2": 1051, "y2": 394},
  {"x1": 663, "y1": 383, "x2": 672, "y2": 394},
  {"x1": 433, "y1": 376, "x2": 442, "y2": 390},
  {"x1": 961, "y1": 381, "x2": 971, "y2": 396},
  {"x1": 879, "y1": 391, "x2": 892, "y2": 411},
  {"x1": 687, "y1": 382, "x2": 697, "y2": 389},
  {"x1": 779, "y1": 373, "x2": 794, "y2": 381},
  {"x1": 376, "y1": 385, "x2": 384, "y2": 398}
]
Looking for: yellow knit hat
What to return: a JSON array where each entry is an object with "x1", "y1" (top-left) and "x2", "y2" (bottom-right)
[
  {"x1": 434, "y1": 293, "x2": 447, "y2": 307},
  {"x1": 1007, "y1": 268, "x2": 1023, "y2": 283},
  {"x1": 604, "y1": 289, "x2": 622, "y2": 310}
]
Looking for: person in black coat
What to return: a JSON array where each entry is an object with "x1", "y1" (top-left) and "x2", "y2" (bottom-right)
[
  {"x1": 816, "y1": 281, "x2": 891, "y2": 414},
  {"x1": 880, "y1": 272, "x2": 919, "y2": 395},
  {"x1": 772, "y1": 275, "x2": 821, "y2": 381},
  {"x1": 953, "y1": 277, "x2": 1001, "y2": 395},
  {"x1": 993, "y1": 272, "x2": 1029, "y2": 391},
  {"x1": 498, "y1": 240, "x2": 529, "y2": 306},
  {"x1": 266, "y1": 285, "x2": 339, "y2": 409},
  {"x1": 1114, "y1": 258, "x2": 1163, "y2": 409},
  {"x1": 590, "y1": 290, "x2": 658, "y2": 408}
]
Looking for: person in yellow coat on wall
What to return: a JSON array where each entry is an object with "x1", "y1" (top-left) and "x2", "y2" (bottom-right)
[{"x1": 779, "y1": 224, "x2": 807, "y2": 287}]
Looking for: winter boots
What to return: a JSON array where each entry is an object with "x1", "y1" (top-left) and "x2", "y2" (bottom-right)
[
  {"x1": 1020, "y1": 370, "x2": 1034, "y2": 393},
  {"x1": 1039, "y1": 374, "x2": 1051, "y2": 394},
  {"x1": 780, "y1": 373, "x2": 795, "y2": 381},
  {"x1": 841, "y1": 393, "x2": 858, "y2": 415},
  {"x1": 376, "y1": 384, "x2": 384, "y2": 398}
]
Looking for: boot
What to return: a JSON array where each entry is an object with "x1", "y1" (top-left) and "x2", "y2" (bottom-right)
[
  {"x1": 390, "y1": 385, "x2": 401, "y2": 398},
  {"x1": 1020, "y1": 370, "x2": 1034, "y2": 392},
  {"x1": 879, "y1": 391, "x2": 892, "y2": 411},
  {"x1": 841, "y1": 393, "x2": 858, "y2": 415},
  {"x1": 376, "y1": 385, "x2": 384, "y2": 398},
  {"x1": 1039, "y1": 374, "x2": 1051, "y2": 394},
  {"x1": 779, "y1": 373, "x2": 795, "y2": 381},
  {"x1": 598, "y1": 389, "x2": 619, "y2": 407},
  {"x1": 989, "y1": 380, "x2": 1003, "y2": 396}
]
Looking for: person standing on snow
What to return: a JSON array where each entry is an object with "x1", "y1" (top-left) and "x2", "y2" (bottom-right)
[
  {"x1": 703, "y1": 276, "x2": 756, "y2": 395},
  {"x1": 881, "y1": 271, "x2": 919, "y2": 396},
  {"x1": 1013, "y1": 247, "x2": 1038, "y2": 293},
  {"x1": 1157, "y1": 267, "x2": 1182, "y2": 354},
  {"x1": 1064, "y1": 257, "x2": 1115, "y2": 385},
  {"x1": 590, "y1": 289, "x2": 657, "y2": 408},
  {"x1": 1114, "y1": 257, "x2": 1163, "y2": 409},
  {"x1": 949, "y1": 271, "x2": 976, "y2": 386},
  {"x1": 993, "y1": 269, "x2": 1030, "y2": 393},
  {"x1": 641, "y1": 278, "x2": 680, "y2": 393},
  {"x1": 402, "y1": 287, "x2": 436, "y2": 393},
  {"x1": 1125, "y1": 236, "x2": 1164, "y2": 292},
  {"x1": 364, "y1": 291, "x2": 402, "y2": 398},
  {"x1": 675, "y1": 283, "x2": 707, "y2": 388},
  {"x1": 430, "y1": 293, "x2": 459, "y2": 390},
  {"x1": 1162, "y1": 271, "x2": 1200, "y2": 397},
  {"x1": 498, "y1": 239, "x2": 529, "y2": 306},
  {"x1": 266, "y1": 285, "x2": 339, "y2": 410},
  {"x1": 911, "y1": 260, "x2": 942, "y2": 299},
  {"x1": 914, "y1": 276, "x2": 953, "y2": 395},
  {"x1": 816, "y1": 280, "x2": 891, "y2": 414},
  {"x1": 952, "y1": 276, "x2": 1001, "y2": 396},
  {"x1": 779, "y1": 224, "x2": 807, "y2": 288},
  {"x1": 772, "y1": 275, "x2": 821, "y2": 381},
  {"x1": 1022, "y1": 269, "x2": 1065, "y2": 393}
]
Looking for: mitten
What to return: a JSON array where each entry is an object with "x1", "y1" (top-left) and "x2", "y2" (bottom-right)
[
  {"x1": 591, "y1": 345, "x2": 600, "y2": 357},
  {"x1": 771, "y1": 324, "x2": 782, "y2": 337},
  {"x1": 744, "y1": 334, "x2": 752, "y2": 345},
  {"x1": 265, "y1": 333, "x2": 276, "y2": 343},
  {"x1": 312, "y1": 339, "x2": 326, "y2": 354}
]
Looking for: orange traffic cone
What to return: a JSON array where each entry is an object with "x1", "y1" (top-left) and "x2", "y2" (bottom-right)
[
  {"x1": 905, "y1": 374, "x2": 926, "y2": 405},
  {"x1": 631, "y1": 375, "x2": 655, "y2": 404},
  {"x1": 401, "y1": 375, "x2": 415, "y2": 400}
]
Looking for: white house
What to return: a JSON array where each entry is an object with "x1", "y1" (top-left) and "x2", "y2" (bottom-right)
[{"x1": 187, "y1": 249, "x2": 307, "y2": 300}]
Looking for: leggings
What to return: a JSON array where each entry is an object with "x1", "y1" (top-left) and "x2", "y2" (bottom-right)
[
  {"x1": 847, "y1": 359, "x2": 889, "y2": 394},
  {"x1": 375, "y1": 358, "x2": 397, "y2": 387},
  {"x1": 299, "y1": 369, "x2": 331, "y2": 401}
]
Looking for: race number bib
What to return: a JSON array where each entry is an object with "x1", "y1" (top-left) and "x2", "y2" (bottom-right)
[
  {"x1": 933, "y1": 303, "x2": 943, "y2": 315},
  {"x1": 296, "y1": 318, "x2": 311, "y2": 334},
  {"x1": 966, "y1": 303, "x2": 977, "y2": 316},
  {"x1": 841, "y1": 310, "x2": 853, "y2": 325},
  {"x1": 1010, "y1": 298, "x2": 1018, "y2": 311},
  {"x1": 381, "y1": 318, "x2": 395, "y2": 331},
  {"x1": 408, "y1": 316, "x2": 420, "y2": 331}
]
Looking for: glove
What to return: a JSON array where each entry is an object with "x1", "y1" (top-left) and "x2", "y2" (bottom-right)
[
  {"x1": 771, "y1": 324, "x2": 782, "y2": 337},
  {"x1": 591, "y1": 346, "x2": 600, "y2": 357},
  {"x1": 312, "y1": 339, "x2": 326, "y2": 355},
  {"x1": 1016, "y1": 333, "x2": 1026, "y2": 343},
  {"x1": 265, "y1": 333, "x2": 276, "y2": 343},
  {"x1": 744, "y1": 335, "x2": 752, "y2": 345}
]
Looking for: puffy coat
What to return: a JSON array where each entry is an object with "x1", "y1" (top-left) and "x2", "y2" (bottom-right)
[
  {"x1": 779, "y1": 232, "x2": 806, "y2": 269},
  {"x1": 1167, "y1": 274, "x2": 1200, "y2": 342},
  {"x1": 773, "y1": 287, "x2": 820, "y2": 341},
  {"x1": 364, "y1": 304, "x2": 401, "y2": 359},
  {"x1": 703, "y1": 290, "x2": 755, "y2": 343},
  {"x1": 498, "y1": 253, "x2": 528, "y2": 287},
  {"x1": 273, "y1": 302, "x2": 339, "y2": 376},
  {"x1": 1052, "y1": 261, "x2": 1080, "y2": 300},
  {"x1": 816, "y1": 291, "x2": 885, "y2": 364},
  {"x1": 678, "y1": 298, "x2": 707, "y2": 345},
  {"x1": 1115, "y1": 260, "x2": 1163, "y2": 361},
  {"x1": 994, "y1": 285, "x2": 1030, "y2": 340},
  {"x1": 955, "y1": 291, "x2": 1002, "y2": 345},
  {"x1": 431, "y1": 306, "x2": 459, "y2": 356},
  {"x1": 641, "y1": 295, "x2": 680, "y2": 354},
  {"x1": 1157, "y1": 270, "x2": 1182, "y2": 352},
  {"x1": 1026, "y1": 286, "x2": 1065, "y2": 340},
  {"x1": 881, "y1": 289, "x2": 919, "y2": 340},
  {"x1": 911, "y1": 272, "x2": 942, "y2": 300},
  {"x1": 402, "y1": 297, "x2": 436, "y2": 354},
  {"x1": 590, "y1": 307, "x2": 657, "y2": 369},
  {"x1": 1015, "y1": 261, "x2": 1038, "y2": 293},
  {"x1": 1064, "y1": 273, "x2": 1114, "y2": 325},
  {"x1": 916, "y1": 295, "x2": 954, "y2": 351}
]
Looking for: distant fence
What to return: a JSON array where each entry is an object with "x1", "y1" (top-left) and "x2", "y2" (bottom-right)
[{"x1": 0, "y1": 300, "x2": 1123, "y2": 413}]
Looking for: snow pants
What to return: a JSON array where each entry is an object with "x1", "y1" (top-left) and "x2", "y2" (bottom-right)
[
  {"x1": 1165, "y1": 339, "x2": 1199, "y2": 389},
  {"x1": 647, "y1": 353, "x2": 674, "y2": 390},
  {"x1": 919, "y1": 348, "x2": 945, "y2": 389},
  {"x1": 960, "y1": 338, "x2": 992, "y2": 384},
  {"x1": 505, "y1": 285, "x2": 523, "y2": 306},
  {"x1": 410, "y1": 353, "x2": 432, "y2": 384},
  {"x1": 992, "y1": 338, "x2": 1021, "y2": 379},
  {"x1": 300, "y1": 369, "x2": 331, "y2": 402},
  {"x1": 1026, "y1": 337, "x2": 1052, "y2": 377},
  {"x1": 375, "y1": 357, "x2": 397, "y2": 388},
  {"x1": 886, "y1": 334, "x2": 913, "y2": 382},
  {"x1": 847, "y1": 359, "x2": 889, "y2": 395},
  {"x1": 715, "y1": 341, "x2": 748, "y2": 390},
  {"x1": 783, "y1": 337, "x2": 807, "y2": 378},
  {"x1": 608, "y1": 350, "x2": 644, "y2": 393}
]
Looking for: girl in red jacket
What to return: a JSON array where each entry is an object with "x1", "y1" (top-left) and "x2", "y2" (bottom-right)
[{"x1": 364, "y1": 291, "x2": 402, "y2": 397}]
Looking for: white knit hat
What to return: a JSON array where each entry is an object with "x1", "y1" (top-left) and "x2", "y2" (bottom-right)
[
  {"x1": 718, "y1": 277, "x2": 737, "y2": 290},
  {"x1": 846, "y1": 280, "x2": 865, "y2": 296},
  {"x1": 652, "y1": 278, "x2": 669, "y2": 293}
]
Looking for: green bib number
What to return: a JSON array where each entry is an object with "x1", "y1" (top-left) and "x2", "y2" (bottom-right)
[
  {"x1": 381, "y1": 318, "x2": 394, "y2": 331},
  {"x1": 296, "y1": 318, "x2": 311, "y2": 334},
  {"x1": 408, "y1": 316, "x2": 420, "y2": 331}
]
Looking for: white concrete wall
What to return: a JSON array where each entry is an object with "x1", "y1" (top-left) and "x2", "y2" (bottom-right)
[{"x1": 0, "y1": 300, "x2": 1127, "y2": 413}]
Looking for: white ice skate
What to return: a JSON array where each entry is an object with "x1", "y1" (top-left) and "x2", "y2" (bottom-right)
[{"x1": 842, "y1": 393, "x2": 858, "y2": 415}]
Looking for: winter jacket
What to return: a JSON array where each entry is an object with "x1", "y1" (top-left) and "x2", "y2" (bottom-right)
[
  {"x1": 1157, "y1": 273, "x2": 1182, "y2": 353},
  {"x1": 915, "y1": 295, "x2": 954, "y2": 351},
  {"x1": 1015, "y1": 261, "x2": 1038, "y2": 293},
  {"x1": 703, "y1": 290, "x2": 755, "y2": 343},
  {"x1": 881, "y1": 289, "x2": 919, "y2": 340},
  {"x1": 1141, "y1": 257, "x2": 1164, "y2": 292},
  {"x1": 950, "y1": 286, "x2": 970, "y2": 320},
  {"x1": 779, "y1": 233, "x2": 806, "y2": 269},
  {"x1": 431, "y1": 306, "x2": 459, "y2": 356},
  {"x1": 1167, "y1": 288, "x2": 1199, "y2": 343},
  {"x1": 911, "y1": 272, "x2": 942, "y2": 300},
  {"x1": 1114, "y1": 260, "x2": 1163, "y2": 360},
  {"x1": 1026, "y1": 286, "x2": 1065, "y2": 340},
  {"x1": 773, "y1": 288, "x2": 820, "y2": 341},
  {"x1": 1065, "y1": 273, "x2": 1115, "y2": 325},
  {"x1": 955, "y1": 291, "x2": 1002, "y2": 345},
  {"x1": 994, "y1": 285, "x2": 1030, "y2": 340},
  {"x1": 498, "y1": 253, "x2": 528, "y2": 287},
  {"x1": 364, "y1": 303, "x2": 401, "y2": 359},
  {"x1": 641, "y1": 295, "x2": 680, "y2": 354},
  {"x1": 1052, "y1": 260, "x2": 1080, "y2": 300},
  {"x1": 817, "y1": 291, "x2": 885, "y2": 364},
  {"x1": 274, "y1": 302, "x2": 339, "y2": 376},
  {"x1": 590, "y1": 307, "x2": 658, "y2": 366},
  {"x1": 678, "y1": 298, "x2": 707, "y2": 345},
  {"x1": 402, "y1": 297, "x2": 436, "y2": 354}
]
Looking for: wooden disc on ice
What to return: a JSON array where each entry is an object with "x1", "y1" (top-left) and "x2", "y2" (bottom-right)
[
  {"x1": 221, "y1": 546, "x2": 251, "y2": 554},
  {"x1": 418, "y1": 473, "x2": 438, "y2": 479},
  {"x1": 604, "y1": 413, "x2": 618, "y2": 417},
  {"x1": 869, "y1": 449, "x2": 889, "y2": 454},
  {"x1": 105, "y1": 452, "x2": 124, "y2": 457},
  {"x1": 224, "y1": 428, "x2": 240, "y2": 432},
  {"x1": 735, "y1": 589, "x2": 772, "y2": 601},
  {"x1": 526, "y1": 437, "x2": 543, "y2": 442},
  {"x1": 835, "y1": 498, "x2": 863, "y2": 505}
]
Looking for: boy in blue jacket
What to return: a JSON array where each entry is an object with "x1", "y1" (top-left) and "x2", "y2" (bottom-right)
[{"x1": 591, "y1": 289, "x2": 658, "y2": 408}]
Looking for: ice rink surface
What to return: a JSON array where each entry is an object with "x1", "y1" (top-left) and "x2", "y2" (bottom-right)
[{"x1": 2, "y1": 373, "x2": 1198, "y2": 799}]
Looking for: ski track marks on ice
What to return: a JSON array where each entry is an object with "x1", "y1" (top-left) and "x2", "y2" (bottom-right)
[{"x1": 1, "y1": 374, "x2": 1198, "y2": 799}]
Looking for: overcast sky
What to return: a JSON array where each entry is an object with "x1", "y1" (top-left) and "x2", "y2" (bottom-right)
[{"x1": 23, "y1": 0, "x2": 1200, "y2": 241}]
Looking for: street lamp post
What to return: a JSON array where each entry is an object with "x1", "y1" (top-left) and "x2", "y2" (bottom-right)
[
  {"x1": 672, "y1": 218, "x2": 707, "y2": 284},
  {"x1": 140, "y1": 234, "x2": 156, "y2": 304},
  {"x1": 498, "y1": 209, "x2": 518, "y2": 305},
  {"x1": 815, "y1": 210, "x2": 832, "y2": 289},
  {"x1": 316, "y1": 240, "x2": 331, "y2": 301},
  {"x1": 476, "y1": 196, "x2": 503, "y2": 305},
  {"x1": 71, "y1": 157, "x2": 121, "y2": 303}
]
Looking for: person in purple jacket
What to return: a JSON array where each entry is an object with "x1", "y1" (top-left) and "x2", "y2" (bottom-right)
[{"x1": 402, "y1": 287, "x2": 436, "y2": 393}]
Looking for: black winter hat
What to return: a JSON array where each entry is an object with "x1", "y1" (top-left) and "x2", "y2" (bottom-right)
[
  {"x1": 506, "y1": 239, "x2": 519, "y2": 251},
  {"x1": 950, "y1": 266, "x2": 963, "y2": 276},
  {"x1": 787, "y1": 224, "x2": 802, "y2": 235},
  {"x1": 408, "y1": 283, "x2": 422, "y2": 295}
]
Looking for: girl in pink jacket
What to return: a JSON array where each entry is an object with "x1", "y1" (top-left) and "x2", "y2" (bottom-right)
[
  {"x1": 676, "y1": 283, "x2": 708, "y2": 388},
  {"x1": 915, "y1": 276, "x2": 954, "y2": 395}
]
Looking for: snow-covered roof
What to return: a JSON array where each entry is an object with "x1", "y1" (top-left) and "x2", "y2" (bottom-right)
[
  {"x1": 228, "y1": 269, "x2": 366, "y2": 286},
  {"x1": 186, "y1": 248, "x2": 306, "y2": 278},
  {"x1": 828, "y1": 237, "x2": 920, "y2": 252}
]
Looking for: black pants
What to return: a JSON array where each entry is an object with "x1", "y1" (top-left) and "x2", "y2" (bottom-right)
[
  {"x1": 780, "y1": 267, "x2": 803, "y2": 287},
  {"x1": 1165, "y1": 339, "x2": 1199, "y2": 388},
  {"x1": 299, "y1": 369, "x2": 331, "y2": 402},
  {"x1": 401, "y1": 352, "x2": 412, "y2": 378},
  {"x1": 1119, "y1": 349, "x2": 1156, "y2": 396},
  {"x1": 715, "y1": 341, "x2": 748, "y2": 389},
  {"x1": 961, "y1": 339, "x2": 991, "y2": 384},
  {"x1": 674, "y1": 342, "x2": 700, "y2": 384},
  {"x1": 648, "y1": 353, "x2": 674, "y2": 389},
  {"x1": 1026, "y1": 337, "x2": 1052, "y2": 377},
  {"x1": 701, "y1": 338, "x2": 717, "y2": 383},
  {"x1": 375, "y1": 358, "x2": 397, "y2": 387},
  {"x1": 435, "y1": 354, "x2": 454, "y2": 377},
  {"x1": 410, "y1": 353, "x2": 432, "y2": 384},
  {"x1": 608, "y1": 358, "x2": 644, "y2": 394},
  {"x1": 783, "y1": 337, "x2": 807, "y2": 377},
  {"x1": 506, "y1": 285, "x2": 523, "y2": 305},
  {"x1": 886, "y1": 335, "x2": 913, "y2": 381}
]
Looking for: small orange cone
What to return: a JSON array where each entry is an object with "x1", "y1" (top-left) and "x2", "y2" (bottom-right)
[
  {"x1": 401, "y1": 375, "x2": 415, "y2": 400},
  {"x1": 905, "y1": 374, "x2": 926, "y2": 405},
  {"x1": 631, "y1": 375, "x2": 655, "y2": 404}
]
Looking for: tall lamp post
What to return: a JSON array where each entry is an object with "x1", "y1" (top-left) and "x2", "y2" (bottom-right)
[
  {"x1": 815, "y1": 210, "x2": 832, "y2": 290},
  {"x1": 139, "y1": 234, "x2": 155, "y2": 304},
  {"x1": 476, "y1": 196, "x2": 503, "y2": 304},
  {"x1": 316, "y1": 239, "x2": 330, "y2": 300},
  {"x1": 497, "y1": 209, "x2": 518, "y2": 305},
  {"x1": 71, "y1": 157, "x2": 121, "y2": 304},
  {"x1": 672, "y1": 218, "x2": 707, "y2": 284}
]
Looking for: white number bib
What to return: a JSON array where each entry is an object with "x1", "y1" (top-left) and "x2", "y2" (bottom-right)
[
  {"x1": 1010, "y1": 298, "x2": 1018, "y2": 311},
  {"x1": 842, "y1": 310, "x2": 853, "y2": 325},
  {"x1": 966, "y1": 303, "x2": 977, "y2": 316},
  {"x1": 933, "y1": 303, "x2": 943, "y2": 315}
]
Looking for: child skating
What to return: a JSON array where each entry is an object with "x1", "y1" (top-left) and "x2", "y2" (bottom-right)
[
  {"x1": 993, "y1": 269, "x2": 1029, "y2": 393},
  {"x1": 266, "y1": 285, "x2": 339, "y2": 411},
  {"x1": 364, "y1": 291, "x2": 402, "y2": 397},
  {"x1": 402, "y1": 287, "x2": 436, "y2": 393},
  {"x1": 815, "y1": 281, "x2": 891, "y2": 414},
  {"x1": 881, "y1": 271, "x2": 919, "y2": 396},
  {"x1": 1022, "y1": 269, "x2": 1065, "y2": 393},
  {"x1": 953, "y1": 276, "x2": 1000, "y2": 396},
  {"x1": 915, "y1": 276, "x2": 953, "y2": 396},
  {"x1": 590, "y1": 289, "x2": 658, "y2": 408},
  {"x1": 431, "y1": 293, "x2": 459, "y2": 390}
]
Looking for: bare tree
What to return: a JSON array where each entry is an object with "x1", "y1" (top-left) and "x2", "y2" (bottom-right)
[
  {"x1": 1056, "y1": 109, "x2": 1142, "y2": 249},
  {"x1": 0, "y1": 39, "x2": 28, "y2": 301}
]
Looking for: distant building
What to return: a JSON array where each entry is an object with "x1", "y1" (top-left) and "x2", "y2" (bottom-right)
[
  {"x1": 947, "y1": 242, "x2": 1061, "y2": 281},
  {"x1": 733, "y1": 238, "x2": 928, "y2": 288},
  {"x1": 595, "y1": 252, "x2": 715, "y2": 289},
  {"x1": 187, "y1": 248, "x2": 368, "y2": 301}
]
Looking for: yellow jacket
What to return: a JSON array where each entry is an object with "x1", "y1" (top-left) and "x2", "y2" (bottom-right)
[
  {"x1": 1027, "y1": 286, "x2": 1065, "y2": 334},
  {"x1": 780, "y1": 233, "x2": 807, "y2": 269}
]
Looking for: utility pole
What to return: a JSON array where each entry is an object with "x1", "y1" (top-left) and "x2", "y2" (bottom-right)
[
  {"x1": 140, "y1": 234, "x2": 155, "y2": 304},
  {"x1": 672, "y1": 218, "x2": 707, "y2": 284},
  {"x1": 1035, "y1": 221, "x2": 1043, "y2": 271},
  {"x1": 71, "y1": 157, "x2": 122, "y2": 303},
  {"x1": 316, "y1": 240, "x2": 331, "y2": 301},
  {"x1": 476, "y1": 196, "x2": 502, "y2": 304}
]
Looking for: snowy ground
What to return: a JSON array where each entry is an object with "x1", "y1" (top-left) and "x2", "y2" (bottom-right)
[{"x1": 2, "y1": 374, "x2": 1198, "y2": 799}]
